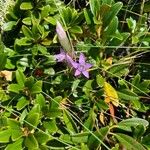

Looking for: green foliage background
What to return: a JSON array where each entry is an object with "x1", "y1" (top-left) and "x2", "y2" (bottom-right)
[{"x1": 0, "y1": 0, "x2": 150, "y2": 149}]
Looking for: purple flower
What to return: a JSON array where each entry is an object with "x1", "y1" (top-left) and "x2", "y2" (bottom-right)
[
  {"x1": 71, "y1": 53, "x2": 92, "y2": 78},
  {"x1": 54, "y1": 49, "x2": 74, "y2": 66},
  {"x1": 56, "y1": 21, "x2": 72, "y2": 55}
]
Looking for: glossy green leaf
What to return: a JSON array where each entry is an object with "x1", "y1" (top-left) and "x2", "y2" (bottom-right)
[
  {"x1": 29, "y1": 104, "x2": 41, "y2": 115},
  {"x1": 83, "y1": 80, "x2": 93, "y2": 97},
  {"x1": 88, "y1": 127, "x2": 109, "y2": 149},
  {"x1": 0, "y1": 53, "x2": 7, "y2": 70},
  {"x1": 16, "y1": 70, "x2": 26, "y2": 86},
  {"x1": 142, "y1": 133, "x2": 150, "y2": 148},
  {"x1": 16, "y1": 96, "x2": 29, "y2": 110},
  {"x1": 117, "y1": 118, "x2": 149, "y2": 132},
  {"x1": 7, "y1": 84, "x2": 23, "y2": 93},
  {"x1": 22, "y1": 17, "x2": 32, "y2": 25},
  {"x1": 0, "y1": 87, "x2": 10, "y2": 102},
  {"x1": 15, "y1": 37, "x2": 32, "y2": 46},
  {"x1": 114, "y1": 133, "x2": 146, "y2": 150},
  {"x1": 89, "y1": 0, "x2": 101, "y2": 16},
  {"x1": 5, "y1": 138, "x2": 23, "y2": 150},
  {"x1": 34, "y1": 131, "x2": 50, "y2": 144},
  {"x1": 71, "y1": 132, "x2": 89, "y2": 143},
  {"x1": 20, "y1": 2, "x2": 33, "y2": 10},
  {"x1": 22, "y1": 25, "x2": 33, "y2": 38},
  {"x1": 96, "y1": 74, "x2": 105, "y2": 87},
  {"x1": 0, "y1": 116, "x2": 7, "y2": 128},
  {"x1": 25, "y1": 134, "x2": 39, "y2": 149},
  {"x1": 7, "y1": 119, "x2": 23, "y2": 141},
  {"x1": 43, "y1": 120, "x2": 58, "y2": 133},
  {"x1": 63, "y1": 110, "x2": 78, "y2": 134},
  {"x1": 105, "y1": 16, "x2": 118, "y2": 38},
  {"x1": 30, "y1": 81, "x2": 42, "y2": 94},
  {"x1": 117, "y1": 89, "x2": 139, "y2": 101},
  {"x1": 103, "y1": 2, "x2": 123, "y2": 27},
  {"x1": 133, "y1": 125, "x2": 145, "y2": 140},
  {"x1": 35, "y1": 94, "x2": 45, "y2": 108},
  {"x1": 41, "y1": 5, "x2": 50, "y2": 19},
  {"x1": 84, "y1": 109, "x2": 96, "y2": 131},
  {"x1": 25, "y1": 113, "x2": 40, "y2": 130},
  {"x1": 69, "y1": 26, "x2": 83, "y2": 34},
  {"x1": 84, "y1": 8, "x2": 92, "y2": 25},
  {"x1": 0, "y1": 129, "x2": 11, "y2": 143},
  {"x1": 107, "y1": 64, "x2": 129, "y2": 77},
  {"x1": 3, "y1": 21, "x2": 16, "y2": 31}
]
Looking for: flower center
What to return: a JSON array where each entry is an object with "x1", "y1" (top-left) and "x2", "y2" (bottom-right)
[{"x1": 78, "y1": 64, "x2": 85, "y2": 71}]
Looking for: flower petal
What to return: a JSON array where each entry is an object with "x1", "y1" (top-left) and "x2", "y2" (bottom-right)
[
  {"x1": 75, "y1": 70, "x2": 81, "y2": 76},
  {"x1": 56, "y1": 21, "x2": 67, "y2": 39},
  {"x1": 79, "y1": 53, "x2": 85, "y2": 64},
  {"x1": 82, "y1": 71, "x2": 89, "y2": 78},
  {"x1": 71, "y1": 61, "x2": 78, "y2": 68},
  {"x1": 85, "y1": 63, "x2": 92, "y2": 69},
  {"x1": 55, "y1": 53, "x2": 65, "y2": 62}
]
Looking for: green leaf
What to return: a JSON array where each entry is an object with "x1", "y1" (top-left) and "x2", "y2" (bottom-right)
[
  {"x1": 126, "y1": 17, "x2": 136, "y2": 32},
  {"x1": 88, "y1": 127, "x2": 109, "y2": 149},
  {"x1": 37, "y1": 44, "x2": 47, "y2": 54},
  {"x1": 0, "y1": 129, "x2": 11, "y2": 143},
  {"x1": 17, "y1": 57, "x2": 29, "y2": 67},
  {"x1": 29, "y1": 104, "x2": 41, "y2": 115},
  {"x1": 44, "y1": 17, "x2": 56, "y2": 25},
  {"x1": 16, "y1": 96, "x2": 29, "y2": 110},
  {"x1": 105, "y1": 16, "x2": 118, "y2": 38},
  {"x1": 133, "y1": 125, "x2": 145, "y2": 140},
  {"x1": 25, "y1": 134, "x2": 39, "y2": 149},
  {"x1": 41, "y1": 5, "x2": 50, "y2": 19},
  {"x1": 103, "y1": 2, "x2": 123, "y2": 27},
  {"x1": 69, "y1": 26, "x2": 83, "y2": 34},
  {"x1": 132, "y1": 74, "x2": 141, "y2": 86},
  {"x1": 8, "y1": 84, "x2": 23, "y2": 94},
  {"x1": 71, "y1": 79, "x2": 80, "y2": 97},
  {"x1": 84, "y1": 109, "x2": 96, "y2": 131},
  {"x1": 44, "y1": 68, "x2": 55, "y2": 76},
  {"x1": 59, "y1": 134, "x2": 73, "y2": 145},
  {"x1": 84, "y1": 8, "x2": 92, "y2": 25},
  {"x1": 117, "y1": 118, "x2": 149, "y2": 132},
  {"x1": 89, "y1": 0, "x2": 101, "y2": 16},
  {"x1": 3, "y1": 21, "x2": 16, "y2": 31},
  {"x1": 83, "y1": 80, "x2": 93, "y2": 97},
  {"x1": 22, "y1": 25, "x2": 33, "y2": 38},
  {"x1": 16, "y1": 70, "x2": 26, "y2": 86},
  {"x1": 63, "y1": 110, "x2": 78, "y2": 134},
  {"x1": 15, "y1": 37, "x2": 32, "y2": 46},
  {"x1": 20, "y1": 2, "x2": 33, "y2": 10},
  {"x1": 35, "y1": 94, "x2": 45, "y2": 108},
  {"x1": 0, "y1": 116, "x2": 7, "y2": 128},
  {"x1": 96, "y1": 74, "x2": 105, "y2": 87},
  {"x1": 71, "y1": 132, "x2": 89, "y2": 144},
  {"x1": 142, "y1": 133, "x2": 150, "y2": 148},
  {"x1": 22, "y1": 17, "x2": 32, "y2": 25},
  {"x1": 117, "y1": 89, "x2": 139, "y2": 101},
  {"x1": 8, "y1": 119, "x2": 23, "y2": 141},
  {"x1": 34, "y1": 131, "x2": 50, "y2": 144},
  {"x1": 0, "y1": 87, "x2": 10, "y2": 102},
  {"x1": 43, "y1": 120, "x2": 58, "y2": 133},
  {"x1": 114, "y1": 133, "x2": 146, "y2": 150},
  {"x1": 30, "y1": 81, "x2": 42, "y2": 94},
  {"x1": 107, "y1": 64, "x2": 129, "y2": 77},
  {"x1": 0, "y1": 53, "x2": 7, "y2": 70},
  {"x1": 5, "y1": 138, "x2": 23, "y2": 150},
  {"x1": 26, "y1": 113, "x2": 40, "y2": 130}
]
